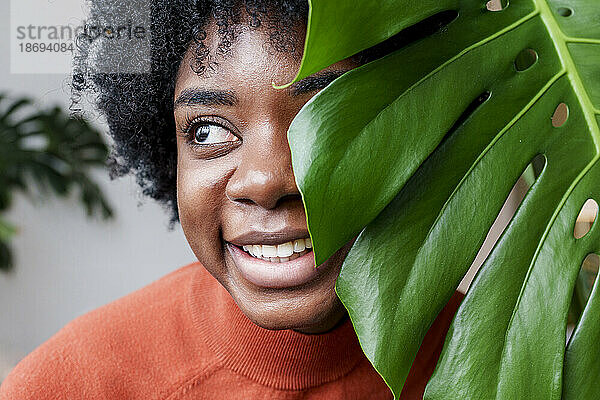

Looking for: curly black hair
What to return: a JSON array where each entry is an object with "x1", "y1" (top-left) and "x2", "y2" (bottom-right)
[{"x1": 71, "y1": 0, "x2": 418, "y2": 228}]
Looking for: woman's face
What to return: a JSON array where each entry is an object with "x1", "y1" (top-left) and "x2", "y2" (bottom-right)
[{"x1": 174, "y1": 18, "x2": 358, "y2": 334}]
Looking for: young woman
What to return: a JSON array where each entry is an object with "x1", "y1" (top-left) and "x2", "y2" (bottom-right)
[{"x1": 0, "y1": 0, "x2": 463, "y2": 398}]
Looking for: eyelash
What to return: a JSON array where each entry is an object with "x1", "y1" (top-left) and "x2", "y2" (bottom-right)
[{"x1": 179, "y1": 115, "x2": 239, "y2": 151}]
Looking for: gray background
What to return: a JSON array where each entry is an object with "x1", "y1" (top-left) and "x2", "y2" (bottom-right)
[{"x1": 0, "y1": 0, "x2": 196, "y2": 381}]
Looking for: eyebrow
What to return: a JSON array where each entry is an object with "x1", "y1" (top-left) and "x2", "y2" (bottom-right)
[
  {"x1": 174, "y1": 89, "x2": 238, "y2": 109},
  {"x1": 173, "y1": 69, "x2": 351, "y2": 109},
  {"x1": 289, "y1": 70, "x2": 350, "y2": 96}
]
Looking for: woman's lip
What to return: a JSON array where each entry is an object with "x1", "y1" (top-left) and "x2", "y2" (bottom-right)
[
  {"x1": 226, "y1": 228, "x2": 310, "y2": 247},
  {"x1": 226, "y1": 242, "x2": 318, "y2": 288}
]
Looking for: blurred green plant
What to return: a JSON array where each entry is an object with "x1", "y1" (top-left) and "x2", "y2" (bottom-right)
[{"x1": 0, "y1": 93, "x2": 113, "y2": 272}]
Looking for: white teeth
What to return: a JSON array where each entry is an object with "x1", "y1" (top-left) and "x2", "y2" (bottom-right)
[
  {"x1": 276, "y1": 242, "x2": 294, "y2": 257},
  {"x1": 240, "y1": 238, "x2": 312, "y2": 260},
  {"x1": 262, "y1": 245, "x2": 277, "y2": 258},
  {"x1": 293, "y1": 239, "x2": 305, "y2": 252}
]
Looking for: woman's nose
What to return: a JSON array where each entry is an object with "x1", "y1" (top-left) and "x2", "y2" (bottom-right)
[{"x1": 225, "y1": 130, "x2": 301, "y2": 210}]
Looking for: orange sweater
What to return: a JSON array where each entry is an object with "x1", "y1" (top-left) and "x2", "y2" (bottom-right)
[{"x1": 0, "y1": 261, "x2": 462, "y2": 399}]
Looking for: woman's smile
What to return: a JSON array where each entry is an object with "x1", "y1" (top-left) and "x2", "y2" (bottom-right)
[
  {"x1": 226, "y1": 239, "x2": 318, "y2": 288},
  {"x1": 241, "y1": 238, "x2": 312, "y2": 262},
  {"x1": 225, "y1": 226, "x2": 319, "y2": 288}
]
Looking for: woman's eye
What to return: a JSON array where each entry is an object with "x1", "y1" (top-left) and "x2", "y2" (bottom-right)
[
  {"x1": 178, "y1": 118, "x2": 241, "y2": 159},
  {"x1": 192, "y1": 123, "x2": 239, "y2": 145}
]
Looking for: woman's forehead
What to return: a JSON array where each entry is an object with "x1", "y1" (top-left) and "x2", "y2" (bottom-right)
[
  {"x1": 173, "y1": 20, "x2": 359, "y2": 106},
  {"x1": 175, "y1": 17, "x2": 303, "y2": 88}
]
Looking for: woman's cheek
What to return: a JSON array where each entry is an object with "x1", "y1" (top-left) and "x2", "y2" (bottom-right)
[{"x1": 177, "y1": 158, "x2": 232, "y2": 270}]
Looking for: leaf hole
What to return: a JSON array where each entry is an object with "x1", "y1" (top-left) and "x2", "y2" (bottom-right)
[
  {"x1": 567, "y1": 253, "x2": 599, "y2": 342},
  {"x1": 458, "y1": 154, "x2": 546, "y2": 292},
  {"x1": 486, "y1": 0, "x2": 509, "y2": 11},
  {"x1": 514, "y1": 48, "x2": 538, "y2": 72},
  {"x1": 353, "y1": 10, "x2": 459, "y2": 65},
  {"x1": 441, "y1": 91, "x2": 492, "y2": 147},
  {"x1": 557, "y1": 7, "x2": 573, "y2": 17},
  {"x1": 458, "y1": 91, "x2": 492, "y2": 122},
  {"x1": 552, "y1": 102, "x2": 569, "y2": 127},
  {"x1": 574, "y1": 199, "x2": 598, "y2": 239}
]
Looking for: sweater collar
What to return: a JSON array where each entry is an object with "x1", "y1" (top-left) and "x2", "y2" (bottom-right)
[{"x1": 187, "y1": 263, "x2": 366, "y2": 390}]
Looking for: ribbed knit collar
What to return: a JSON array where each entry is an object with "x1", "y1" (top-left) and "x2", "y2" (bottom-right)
[{"x1": 187, "y1": 263, "x2": 366, "y2": 391}]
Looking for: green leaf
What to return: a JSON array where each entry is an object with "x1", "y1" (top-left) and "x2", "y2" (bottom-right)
[
  {"x1": 0, "y1": 217, "x2": 16, "y2": 272},
  {"x1": 0, "y1": 216, "x2": 17, "y2": 242},
  {"x1": 0, "y1": 94, "x2": 113, "y2": 220},
  {"x1": 0, "y1": 94, "x2": 114, "y2": 272},
  {"x1": 0, "y1": 98, "x2": 31, "y2": 125},
  {"x1": 0, "y1": 239, "x2": 13, "y2": 272},
  {"x1": 274, "y1": 0, "x2": 447, "y2": 88},
  {"x1": 564, "y1": 251, "x2": 600, "y2": 400},
  {"x1": 287, "y1": 0, "x2": 600, "y2": 398}
]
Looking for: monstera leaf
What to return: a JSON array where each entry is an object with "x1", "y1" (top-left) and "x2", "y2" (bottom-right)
[{"x1": 284, "y1": 0, "x2": 600, "y2": 398}]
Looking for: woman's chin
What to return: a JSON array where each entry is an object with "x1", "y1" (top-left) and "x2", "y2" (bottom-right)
[
  {"x1": 232, "y1": 285, "x2": 348, "y2": 333},
  {"x1": 221, "y1": 239, "x2": 355, "y2": 333}
]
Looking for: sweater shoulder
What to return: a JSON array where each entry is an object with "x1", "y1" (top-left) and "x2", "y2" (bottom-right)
[{"x1": 0, "y1": 261, "x2": 212, "y2": 400}]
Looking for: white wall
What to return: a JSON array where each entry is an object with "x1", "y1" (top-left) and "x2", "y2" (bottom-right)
[{"x1": 0, "y1": 0, "x2": 196, "y2": 380}]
